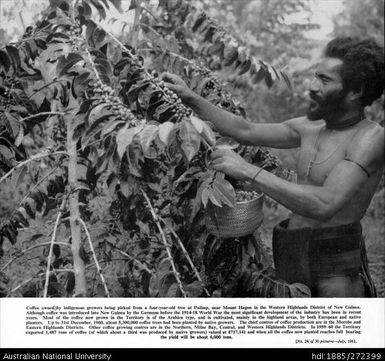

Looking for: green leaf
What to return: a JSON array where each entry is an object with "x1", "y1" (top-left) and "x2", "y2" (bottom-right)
[
  {"x1": 116, "y1": 125, "x2": 142, "y2": 159},
  {"x1": 11, "y1": 165, "x2": 27, "y2": 189},
  {"x1": 190, "y1": 115, "x2": 204, "y2": 133},
  {"x1": 212, "y1": 176, "x2": 236, "y2": 207},
  {"x1": 238, "y1": 59, "x2": 251, "y2": 75},
  {"x1": 94, "y1": 57, "x2": 112, "y2": 84},
  {"x1": 5, "y1": 45, "x2": 21, "y2": 69},
  {"x1": 78, "y1": 99, "x2": 95, "y2": 114},
  {"x1": 252, "y1": 62, "x2": 266, "y2": 84},
  {"x1": 165, "y1": 282, "x2": 179, "y2": 297},
  {"x1": 192, "y1": 12, "x2": 206, "y2": 32},
  {"x1": 208, "y1": 42, "x2": 224, "y2": 57},
  {"x1": 190, "y1": 116, "x2": 216, "y2": 147},
  {"x1": 101, "y1": 119, "x2": 125, "y2": 137},
  {"x1": 157, "y1": 257, "x2": 172, "y2": 274},
  {"x1": 128, "y1": 0, "x2": 137, "y2": 10},
  {"x1": 223, "y1": 45, "x2": 238, "y2": 66},
  {"x1": 158, "y1": 121, "x2": 175, "y2": 146},
  {"x1": 108, "y1": 0, "x2": 122, "y2": 12},
  {"x1": 207, "y1": 187, "x2": 222, "y2": 207},
  {"x1": 280, "y1": 70, "x2": 292, "y2": 89},
  {"x1": 0, "y1": 145, "x2": 15, "y2": 166},
  {"x1": 288, "y1": 283, "x2": 311, "y2": 297},
  {"x1": 90, "y1": 0, "x2": 107, "y2": 19},
  {"x1": 185, "y1": 281, "x2": 203, "y2": 297},
  {"x1": 237, "y1": 46, "x2": 248, "y2": 63},
  {"x1": 120, "y1": 178, "x2": 134, "y2": 198},
  {"x1": 78, "y1": 1, "x2": 92, "y2": 18},
  {"x1": 201, "y1": 188, "x2": 209, "y2": 207},
  {"x1": 4, "y1": 112, "x2": 20, "y2": 138},
  {"x1": 0, "y1": 50, "x2": 11, "y2": 72},
  {"x1": 93, "y1": 27, "x2": 107, "y2": 45},
  {"x1": 201, "y1": 122, "x2": 216, "y2": 147},
  {"x1": 136, "y1": 220, "x2": 150, "y2": 235},
  {"x1": 56, "y1": 53, "x2": 84, "y2": 78},
  {"x1": 215, "y1": 137, "x2": 239, "y2": 150},
  {"x1": 153, "y1": 102, "x2": 172, "y2": 121},
  {"x1": 128, "y1": 79, "x2": 151, "y2": 98},
  {"x1": 14, "y1": 125, "x2": 25, "y2": 147},
  {"x1": 179, "y1": 120, "x2": 201, "y2": 162},
  {"x1": 264, "y1": 65, "x2": 276, "y2": 87},
  {"x1": 86, "y1": 20, "x2": 97, "y2": 45},
  {"x1": 139, "y1": 124, "x2": 159, "y2": 156},
  {"x1": 73, "y1": 72, "x2": 91, "y2": 97}
]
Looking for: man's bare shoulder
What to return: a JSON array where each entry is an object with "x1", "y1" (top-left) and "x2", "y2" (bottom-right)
[
  {"x1": 351, "y1": 120, "x2": 384, "y2": 147},
  {"x1": 348, "y1": 120, "x2": 384, "y2": 169}
]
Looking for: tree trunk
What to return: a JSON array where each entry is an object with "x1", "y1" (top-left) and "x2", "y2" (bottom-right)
[
  {"x1": 66, "y1": 111, "x2": 87, "y2": 297},
  {"x1": 131, "y1": 3, "x2": 142, "y2": 48}
]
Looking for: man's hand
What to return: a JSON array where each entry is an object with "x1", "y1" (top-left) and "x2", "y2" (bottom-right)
[
  {"x1": 210, "y1": 149, "x2": 252, "y2": 181},
  {"x1": 161, "y1": 72, "x2": 194, "y2": 102}
]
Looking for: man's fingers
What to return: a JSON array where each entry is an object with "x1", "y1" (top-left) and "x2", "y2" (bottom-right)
[
  {"x1": 160, "y1": 72, "x2": 178, "y2": 83},
  {"x1": 163, "y1": 82, "x2": 179, "y2": 92},
  {"x1": 211, "y1": 160, "x2": 222, "y2": 171},
  {"x1": 210, "y1": 149, "x2": 228, "y2": 160}
]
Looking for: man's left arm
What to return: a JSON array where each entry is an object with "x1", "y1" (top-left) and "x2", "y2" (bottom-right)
[{"x1": 211, "y1": 127, "x2": 384, "y2": 221}]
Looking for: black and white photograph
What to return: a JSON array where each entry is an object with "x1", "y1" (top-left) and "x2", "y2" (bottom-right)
[{"x1": 0, "y1": 0, "x2": 383, "y2": 354}]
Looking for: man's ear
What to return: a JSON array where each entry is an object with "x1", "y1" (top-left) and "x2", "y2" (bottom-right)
[{"x1": 348, "y1": 85, "x2": 364, "y2": 102}]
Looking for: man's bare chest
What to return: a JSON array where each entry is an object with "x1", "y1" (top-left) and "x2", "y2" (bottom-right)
[{"x1": 297, "y1": 127, "x2": 355, "y2": 185}]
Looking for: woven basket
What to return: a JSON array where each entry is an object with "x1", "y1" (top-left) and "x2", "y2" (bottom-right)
[{"x1": 205, "y1": 193, "x2": 264, "y2": 238}]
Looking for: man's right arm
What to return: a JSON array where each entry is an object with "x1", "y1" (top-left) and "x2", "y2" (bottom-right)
[
  {"x1": 186, "y1": 91, "x2": 301, "y2": 148},
  {"x1": 162, "y1": 72, "x2": 301, "y2": 149}
]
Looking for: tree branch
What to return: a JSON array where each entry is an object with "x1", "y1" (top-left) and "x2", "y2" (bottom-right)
[
  {"x1": 85, "y1": 48, "x2": 101, "y2": 82},
  {"x1": 0, "y1": 151, "x2": 68, "y2": 185},
  {"x1": 107, "y1": 242, "x2": 153, "y2": 274},
  {"x1": 141, "y1": 189, "x2": 186, "y2": 297},
  {"x1": 160, "y1": 217, "x2": 210, "y2": 297},
  {"x1": 77, "y1": 218, "x2": 110, "y2": 297},
  {"x1": 19, "y1": 166, "x2": 59, "y2": 206},
  {"x1": 19, "y1": 112, "x2": 64, "y2": 123},
  {"x1": 43, "y1": 197, "x2": 67, "y2": 297},
  {"x1": 131, "y1": 3, "x2": 143, "y2": 48},
  {"x1": 9, "y1": 276, "x2": 35, "y2": 295},
  {"x1": 1, "y1": 241, "x2": 70, "y2": 272},
  {"x1": 28, "y1": 80, "x2": 67, "y2": 99},
  {"x1": 66, "y1": 106, "x2": 87, "y2": 297}
]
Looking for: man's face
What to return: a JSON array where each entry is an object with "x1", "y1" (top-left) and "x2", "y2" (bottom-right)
[{"x1": 307, "y1": 57, "x2": 349, "y2": 121}]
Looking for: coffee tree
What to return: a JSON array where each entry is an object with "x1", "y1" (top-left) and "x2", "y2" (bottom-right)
[{"x1": 0, "y1": 0, "x2": 309, "y2": 298}]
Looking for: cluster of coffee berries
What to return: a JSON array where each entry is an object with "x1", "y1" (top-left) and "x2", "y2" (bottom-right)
[
  {"x1": 92, "y1": 80, "x2": 137, "y2": 125},
  {"x1": 202, "y1": 79, "x2": 220, "y2": 95},
  {"x1": 235, "y1": 190, "x2": 260, "y2": 203},
  {"x1": 68, "y1": 24, "x2": 83, "y2": 52},
  {"x1": 151, "y1": 77, "x2": 192, "y2": 120},
  {"x1": 259, "y1": 150, "x2": 280, "y2": 169}
]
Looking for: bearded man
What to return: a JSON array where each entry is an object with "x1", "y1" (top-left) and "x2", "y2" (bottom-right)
[{"x1": 162, "y1": 37, "x2": 384, "y2": 297}]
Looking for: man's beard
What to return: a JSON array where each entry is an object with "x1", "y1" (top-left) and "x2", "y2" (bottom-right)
[{"x1": 306, "y1": 88, "x2": 348, "y2": 122}]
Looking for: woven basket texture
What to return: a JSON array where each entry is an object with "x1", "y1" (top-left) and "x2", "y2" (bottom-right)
[{"x1": 205, "y1": 194, "x2": 264, "y2": 238}]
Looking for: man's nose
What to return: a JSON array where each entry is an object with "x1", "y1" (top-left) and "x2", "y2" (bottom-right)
[{"x1": 309, "y1": 76, "x2": 321, "y2": 92}]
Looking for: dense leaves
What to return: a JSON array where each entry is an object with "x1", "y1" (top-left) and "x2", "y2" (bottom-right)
[{"x1": 0, "y1": 0, "x2": 305, "y2": 298}]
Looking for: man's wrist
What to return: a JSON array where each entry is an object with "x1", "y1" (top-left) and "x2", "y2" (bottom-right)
[{"x1": 242, "y1": 165, "x2": 262, "y2": 182}]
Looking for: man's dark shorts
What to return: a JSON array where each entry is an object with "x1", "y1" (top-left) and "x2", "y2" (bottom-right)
[{"x1": 272, "y1": 219, "x2": 377, "y2": 297}]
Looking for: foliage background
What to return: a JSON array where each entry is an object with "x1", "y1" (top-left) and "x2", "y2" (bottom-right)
[{"x1": 0, "y1": 0, "x2": 383, "y2": 296}]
